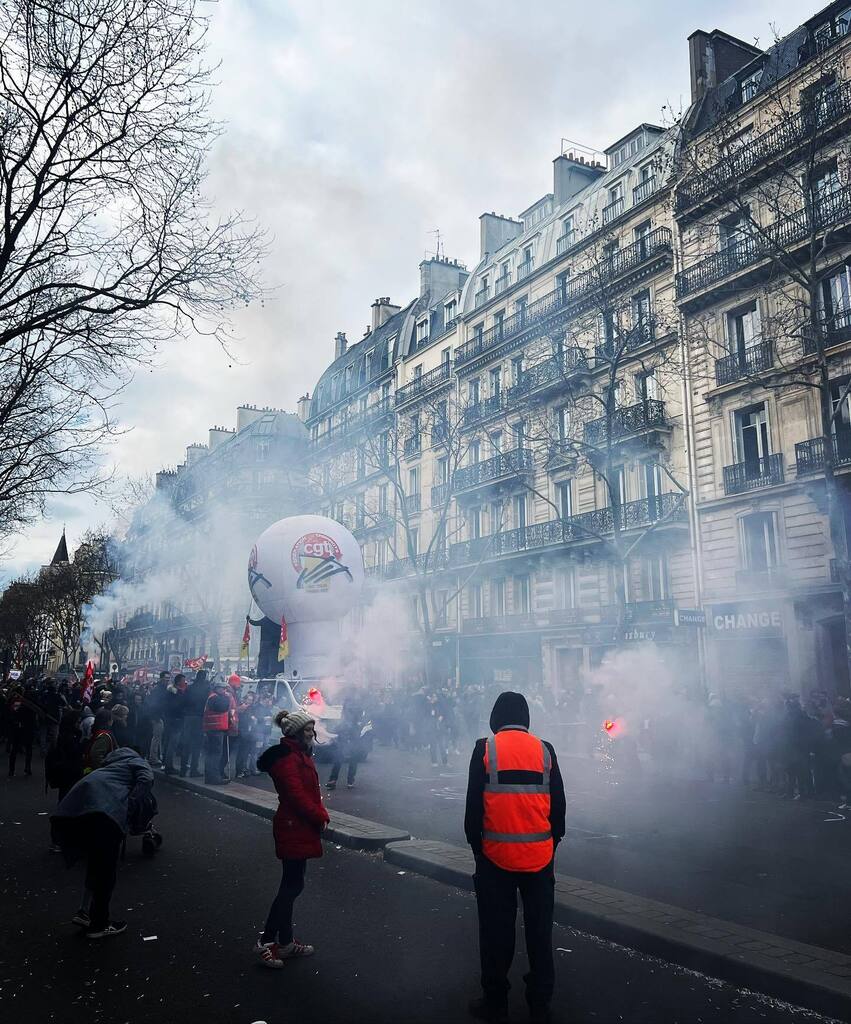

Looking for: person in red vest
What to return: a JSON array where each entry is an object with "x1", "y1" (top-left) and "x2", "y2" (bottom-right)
[
  {"x1": 202, "y1": 679, "x2": 233, "y2": 785},
  {"x1": 464, "y1": 691, "x2": 566, "y2": 1024}
]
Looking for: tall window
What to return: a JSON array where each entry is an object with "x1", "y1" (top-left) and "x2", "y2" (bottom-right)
[
  {"x1": 734, "y1": 403, "x2": 769, "y2": 469},
  {"x1": 514, "y1": 575, "x2": 530, "y2": 614},
  {"x1": 490, "y1": 500, "x2": 504, "y2": 533},
  {"x1": 468, "y1": 583, "x2": 483, "y2": 619},
  {"x1": 409, "y1": 527, "x2": 419, "y2": 556},
  {"x1": 378, "y1": 484, "x2": 388, "y2": 514},
  {"x1": 408, "y1": 466, "x2": 420, "y2": 502},
  {"x1": 441, "y1": 347, "x2": 451, "y2": 368},
  {"x1": 557, "y1": 406, "x2": 571, "y2": 441},
  {"x1": 556, "y1": 566, "x2": 576, "y2": 609},
  {"x1": 469, "y1": 439, "x2": 481, "y2": 465},
  {"x1": 356, "y1": 449, "x2": 366, "y2": 479},
  {"x1": 494, "y1": 310, "x2": 505, "y2": 337},
  {"x1": 413, "y1": 364, "x2": 423, "y2": 380},
  {"x1": 469, "y1": 379, "x2": 480, "y2": 405},
  {"x1": 644, "y1": 555, "x2": 668, "y2": 600},
  {"x1": 556, "y1": 480, "x2": 573, "y2": 518},
  {"x1": 813, "y1": 160, "x2": 841, "y2": 202},
  {"x1": 741, "y1": 512, "x2": 778, "y2": 571},
  {"x1": 444, "y1": 300, "x2": 457, "y2": 325},
  {"x1": 469, "y1": 506, "x2": 482, "y2": 539},
  {"x1": 490, "y1": 367, "x2": 502, "y2": 397},
  {"x1": 726, "y1": 302, "x2": 762, "y2": 358},
  {"x1": 416, "y1": 320, "x2": 428, "y2": 347},
  {"x1": 514, "y1": 493, "x2": 527, "y2": 531},
  {"x1": 635, "y1": 371, "x2": 659, "y2": 402},
  {"x1": 632, "y1": 289, "x2": 652, "y2": 341},
  {"x1": 492, "y1": 578, "x2": 506, "y2": 617},
  {"x1": 434, "y1": 591, "x2": 449, "y2": 628},
  {"x1": 511, "y1": 355, "x2": 524, "y2": 385},
  {"x1": 821, "y1": 267, "x2": 851, "y2": 328},
  {"x1": 740, "y1": 67, "x2": 763, "y2": 103},
  {"x1": 513, "y1": 420, "x2": 526, "y2": 449},
  {"x1": 489, "y1": 431, "x2": 503, "y2": 454},
  {"x1": 436, "y1": 456, "x2": 448, "y2": 486}
]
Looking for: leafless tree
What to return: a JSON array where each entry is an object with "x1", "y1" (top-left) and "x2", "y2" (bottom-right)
[{"x1": 0, "y1": 0, "x2": 266, "y2": 543}]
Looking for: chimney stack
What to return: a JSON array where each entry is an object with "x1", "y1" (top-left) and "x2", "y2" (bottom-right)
[
  {"x1": 687, "y1": 29, "x2": 763, "y2": 104},
  {"x1": 371, "y1": 297, "x2": 400, "y2": 331},
  {"x1": 297, "y1": 393, "x2": 311, "y2": 422},
  {"x1": 335, "y1": 331, "x2": 348, "y2": 359}
]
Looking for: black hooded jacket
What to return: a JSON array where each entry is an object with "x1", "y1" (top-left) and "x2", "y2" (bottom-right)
[{"x1": 464, "y1": 691, "x2": 566, "y2": 857}]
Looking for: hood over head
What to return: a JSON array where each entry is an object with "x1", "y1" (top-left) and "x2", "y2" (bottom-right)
[{"x1": 489, "y1": 691, "x2": 530, "y2": 734}]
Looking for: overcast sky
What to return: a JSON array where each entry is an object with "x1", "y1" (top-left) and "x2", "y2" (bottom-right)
[{"x1": 6, "y1": 0, "x2": 808, "y2": 578}]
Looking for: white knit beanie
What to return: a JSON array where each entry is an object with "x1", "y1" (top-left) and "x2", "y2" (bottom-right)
[{"x1": 278, "y1": 709, "x2": 315, "y2": 737}]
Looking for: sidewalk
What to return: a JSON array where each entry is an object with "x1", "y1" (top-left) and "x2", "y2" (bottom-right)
[{"x1": 161, "y1": 770, "x2": 851, "y2": 1021}]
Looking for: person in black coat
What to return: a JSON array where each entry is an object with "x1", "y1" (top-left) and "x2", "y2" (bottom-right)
[
  {"x1": 46, "y1": 709, "x2": 85, "y2": 802},
  {"x1": 181, "y1": 670, "x2": 210, "y2": 778},
  {"x1": 7, "y1": 687, "x2": 37, "y2": 777}
]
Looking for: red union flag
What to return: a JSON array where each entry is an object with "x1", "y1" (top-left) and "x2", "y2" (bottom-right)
[
  {"x1": 278, "y1": 614, "x2": 289, "y2": 662},
  {"x1": 81, "y1": 662, "x2": 95, "y2": 705}
]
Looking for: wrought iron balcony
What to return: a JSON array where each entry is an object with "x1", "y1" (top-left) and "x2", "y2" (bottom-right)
[
  {"x1": 714, "y1": 340, "x2": 774, "y2": 387},
  {"x1": 517, "y1": 258, "x2": 534, "y2": 281},
  {"x1": 395, "y1": 362, "x2": 452, "y2": 406},
  {"x1": 462, "y1": 391, "x2": 507, "y2": 427},
  {"x1": 677, "y1": 186, "x2": 851, "y2": 299},
  {"x1": 431, "y1": 421, "x2": 449, "y2": 445},
  {"x1": 452, "y1": 447, "x2": 533, "y2": 492},
  {"x1": 676, "y1": 81, "x2": 851, "y2": 213},
  {"x1": 722, "y1": 453, "x2": 784, "y2": 494},
  {"x1": 495, "y1": 273, "x2": 512, "y2": 295},
  {"x1": 802, "y1": 308, "x2": 851, "y2": 355},
  {"x1": 505, "y1": 348, "x2": 589, "y2": 403},
  {"x1": 431, "y1": 482, "x2": 449, "y2": 507},
  {"x1": 309, "y1": 399, "x2": 392, "y2": 449},
  {"x1": 632, "y1": 178, "x2": 656, "y2": 205},
  {"x1": 402, "y1": 493, "x2": 421, "y2": 514},
  {"x1": 795, "y1": 432, "x2": 851, "y2": 475},
  {"x1": 583, "y1": 399, "x2": 667, "y2": 446},
  {"x1": 594, "y1": 322, "x2": 654, "y2": 362},
  {"x1": 556, "y1": 231, "x2": 575, "y2": 255},
  {"x1": 602, "y1": 197, "x2": 624, "y2": 224},
  {"x1": 403, "y1": 434, "x2": 422, "y2": 458},
  {"x1": 474, "y1": 286, "x2": 490, "y2": 309},
  {"x1": 455, "y1": 228, "x2": 672, "y2": 366},
  {"x1": 447, "y1": 493, "x2": 686, "y2": 565}
]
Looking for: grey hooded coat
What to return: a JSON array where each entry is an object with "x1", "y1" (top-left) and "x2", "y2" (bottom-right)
[{"x1": 52, "y1": 748, "x2": 154, "y2": 835}]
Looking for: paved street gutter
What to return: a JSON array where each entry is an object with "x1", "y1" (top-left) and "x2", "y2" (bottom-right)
[{"x1": 158, "y1": 770, "x2": 851, "y2": 1020}]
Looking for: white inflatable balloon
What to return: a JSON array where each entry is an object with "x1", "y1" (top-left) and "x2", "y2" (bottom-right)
[{"x1": 248, "y1": 515, "x2": 364, "y2": 680}]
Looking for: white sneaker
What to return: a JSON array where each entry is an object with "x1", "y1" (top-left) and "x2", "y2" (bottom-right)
[
  {"x1": 255, "y1": 939, "x2": 284, "y2": 969},
  {"x1": 278, "y1": 939, "x2": 314, "y2": 958}
]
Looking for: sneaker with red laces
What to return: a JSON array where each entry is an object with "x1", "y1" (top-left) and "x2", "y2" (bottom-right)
[
  {"x1": 255, "y1": 939, "x2": 284, "y2": 969},
  {"x1": 278, "y1": 939, "x2": 314, "y2": 958}
]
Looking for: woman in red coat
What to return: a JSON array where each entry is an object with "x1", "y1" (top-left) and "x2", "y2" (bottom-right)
[{"x1": 255, "y1": 708, "x2": 329, "y2": 968}]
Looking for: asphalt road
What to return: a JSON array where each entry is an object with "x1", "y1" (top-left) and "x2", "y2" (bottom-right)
[
  {"x1": 0, "y1": 762, "x2": 844, "y2": 1024},
  {"x1": 242, "y1": 743, "x2": 851, "y2": 956}
]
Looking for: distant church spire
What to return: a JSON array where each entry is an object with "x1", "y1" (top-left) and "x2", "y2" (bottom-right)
[{"x1": 51, "y1": 529, "x2": 69, "y2": 565}]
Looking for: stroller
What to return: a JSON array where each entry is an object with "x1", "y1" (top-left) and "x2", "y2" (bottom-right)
[{"x1": 123, "y1": 779, "x2": 163, "y2": 859}]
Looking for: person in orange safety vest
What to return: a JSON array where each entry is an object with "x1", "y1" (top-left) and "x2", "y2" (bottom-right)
[{"x1": 464, "y1": 691, "x2": 565, "y2": 1024}]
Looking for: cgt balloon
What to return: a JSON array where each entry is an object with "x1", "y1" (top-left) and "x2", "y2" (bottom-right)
[{"x1": 248, "y1": 515, "x2": 364, "y2": 681}]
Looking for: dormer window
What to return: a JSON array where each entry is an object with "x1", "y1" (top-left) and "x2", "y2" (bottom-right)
[
  {"x1": 740, "y1": 67, "x2": 763, "y2": 103},
  {"x1": 444, "y1": 298, "x2": 457, "y2": 326},
  {"x1": 416, "y1": 319, "x2": 429, "y2": 347}
]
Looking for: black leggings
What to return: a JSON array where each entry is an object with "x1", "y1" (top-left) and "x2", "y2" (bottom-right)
[
  {"x1": 262, "y1": 859, "x2": 306, "y2": 946},
  {"x1": 81, "y1": 816, "x2": 124, "y2": 929}
]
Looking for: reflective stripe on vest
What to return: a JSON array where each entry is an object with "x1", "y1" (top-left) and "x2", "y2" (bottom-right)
[{"x1": 482, "y1": 730, "x2": 553, "y2": 872}]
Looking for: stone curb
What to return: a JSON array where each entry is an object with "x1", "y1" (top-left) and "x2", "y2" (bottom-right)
[
  {"x1": 156, "y1": 771, "x2": 409, "y2": 850},
  {"x1": 158, "y1": 771, "x2": 851, "y2": 1019},
  {"x1": 383, "y1": 839, "x2": 851, "y2": 1021}
]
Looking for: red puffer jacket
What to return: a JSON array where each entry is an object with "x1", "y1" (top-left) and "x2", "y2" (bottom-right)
[{"x1": 257, "y1": 738, "x2": 329, "y2": 860}]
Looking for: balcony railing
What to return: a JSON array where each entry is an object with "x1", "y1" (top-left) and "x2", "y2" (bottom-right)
[
  {"x1": 714, "y1": 339, "x2": 774, "y2": 386},
  {"x1": 452, "y1": 447, "x2": 533, "y2": 492},
  {"x1": 495, "y1": 273, "x2": 512, "y2": 295},
  {"x1": 517, "y1": 258, "x2": 534, "y2": 280},
  {"x1": 795, "y1": 432, "x2": 851, "y2": 475},
  {"x1": 594, "y1": 322, "x2": 654, "y2": 362},
  {"x1": 474, "y1": 286, "x2": 490, "y2": 309},
  {"x1": 722, "y1": 453, "x2": 784, "y2": 495},
  {"x1": 462, "y1": 391, "x2": 506, "y2": 426},
  {"x1": 395, "y1": 362, "x2": 452, "y2": 406},
  {"x1": 431, "y1": 482, "x2": 449, "y2": 507},
  {"x1": 802, "y1": 308, "x2": 851, "y2": 355},
  {"x1": 676, "y1": 81, "x2": 851, "y2": 212},
  {"x1": 402, "y1": 493, "x2": 421, "y2": 514},
  {"x1": 403, "y1": 434, "x2": 422, "y2": 458},
  {"x1": 603, "y1": 197, "x2": 625, "y2": 224},
  {"x1": 309, "y1": 399, "x2": 392, "y2": 448},
  {"x1": 506, "y1": 349, "x2": 589, "y2": 403},
  {"x1": 556, "y1": 231, "x2": 575, "y2": 255},
  {"x1": 431, "y1": 421, "x2": 449, "y2": 445},
  {"x1": 677, "y1": 187, "x2": 851, "y2": 299},
  {"x1": 632, "y1": 177, "x2": 656, "y2": 205},
  {"x1": 583, "y1": 399, "x2": 668, "y2": 446},
  {"x1": 455, "y1": 228, "x2": 672, "y2": 366},
  {"x1": 448, "y1": 493, "x2": 686, "y2": 565}
]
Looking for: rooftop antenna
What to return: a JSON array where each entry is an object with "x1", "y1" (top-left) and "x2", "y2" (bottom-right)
[{"x1": 427, "y1": 228, "x2": 444, "y2": 261}]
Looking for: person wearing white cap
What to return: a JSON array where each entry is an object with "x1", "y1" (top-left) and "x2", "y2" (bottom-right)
[{"x1": 254, "y1": 709, "x2": 329, "y2": 968}]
